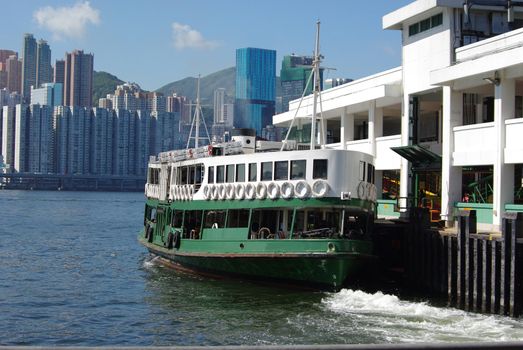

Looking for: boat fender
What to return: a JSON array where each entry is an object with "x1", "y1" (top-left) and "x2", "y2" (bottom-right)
[
  {"x1": 166, "y1": 232, "x2": 174, "y2": 249},
  {"x1": 218, "y1": 184, "x2": 227, "y2": 200},
  {"x1": 295, "y1": 180, "x2": 311, "y2": 199},
  {"x1": 235, "y1": 183, "x2": 245, "y2": 200},
  {"x1": 256, "y1": 182, "x2": 267, "y2": 199},
  {"x1": 267, "y1": 182, "x2": 280, "y2": 199},
  {"x1": 173, "y1": 231, "x2": 181, "y2": 249},
  {"x1": 225, "y1": 183, "x2": 235, "y2": 199},
  {"x1": 357, "y1": 182, "x2": 366, "y2": 200},
  {"x1": 245, "y1": 183, "x2": 256, "y2": 200},
  {"x1": 312, "y1": 179, "x2": 330, "y2": 198},
  {"x1": 280, "y1": 181, "x2": 294, "y2": 199}
]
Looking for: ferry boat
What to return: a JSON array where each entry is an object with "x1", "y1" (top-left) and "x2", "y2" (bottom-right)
[{"x1": 138, "y1": 22, "x2": 378, "y2": 290}]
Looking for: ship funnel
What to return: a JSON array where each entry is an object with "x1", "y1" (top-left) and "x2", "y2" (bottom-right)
[{"x1": 231, "y1": 128, "x2": 256, "y2": 153}]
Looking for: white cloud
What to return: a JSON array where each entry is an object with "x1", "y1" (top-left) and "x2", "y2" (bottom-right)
[
  {"x1": 34, "y1": 2, "x2": 100, "y2": 40},
  {"x1": 172, "y1": 22, "x2": 218, "y2": 50}
]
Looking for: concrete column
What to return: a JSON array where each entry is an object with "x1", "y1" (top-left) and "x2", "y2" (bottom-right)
[
  {"x1": 493, "y1": 75, "x2": 515, "y2": 230},
  {"x1": 368, "y1": 101, "x2": 376, "y2": 157},
  {"x1": 340, "y1": 109, "x2": 354, "y2": 149},
  {"x1": 441, "y1": 86, "x2": 463, "y2": 226},
  {"x1": 399, "y1": 93, "x2": 410, "y2": 211}
]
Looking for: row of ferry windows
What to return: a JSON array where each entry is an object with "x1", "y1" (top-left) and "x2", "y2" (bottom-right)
[{"x1": 207, "y1": 159, "x2": 328, "y2": 184}]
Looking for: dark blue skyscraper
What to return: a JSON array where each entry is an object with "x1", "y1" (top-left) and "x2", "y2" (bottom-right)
[{"x1": 235, "y1": 47, "x2": 276, "y2": 136}]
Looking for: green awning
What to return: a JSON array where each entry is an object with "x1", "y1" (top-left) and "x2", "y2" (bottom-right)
[{"x1": 391, "y1": 144, "x2": 442, "y2": 167}]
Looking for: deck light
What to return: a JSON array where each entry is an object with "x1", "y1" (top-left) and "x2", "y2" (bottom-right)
[{"x1": 483, "y1": 71, "x2": 500, "y2": 86}]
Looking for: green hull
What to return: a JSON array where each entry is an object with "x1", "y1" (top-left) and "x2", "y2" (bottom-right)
[
  {"x1": 139, "y1": 235, "x2": 373, "y2": 290},
  {"x1": 139, "y1": 197, "x2": 375, "y2": 290}
]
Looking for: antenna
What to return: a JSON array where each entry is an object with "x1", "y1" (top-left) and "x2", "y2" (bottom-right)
[{"x1": 186, "y1": 75, "x2": 211, "y2": 149}]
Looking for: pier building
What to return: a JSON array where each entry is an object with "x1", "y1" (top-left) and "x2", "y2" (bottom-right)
[{"x1": 273, "y1": 0, "x2": 523, "y2": 232}]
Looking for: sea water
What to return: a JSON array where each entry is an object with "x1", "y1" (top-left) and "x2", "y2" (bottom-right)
[{"x1": 1, "y1": 190, "x2": 523, "y2": 346}]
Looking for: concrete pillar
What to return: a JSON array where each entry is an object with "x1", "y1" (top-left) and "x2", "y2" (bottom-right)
[
  {"x1": 399, "y1": 93, "x2": 410, "y2": 211},
  {"x1": 340, "y1": 109, "x2": 354, "y2": 149},
  {"x1": 441, "y1": 86, "x2": 463, "y2": 226},
  {"x1": 493, "y1": 75, "x2": 515, "y2": 230},
  {"x1": 368, "y1": 101, "x2": 376, "y2": 157}
]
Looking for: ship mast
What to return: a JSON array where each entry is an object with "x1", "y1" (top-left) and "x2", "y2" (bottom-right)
[
  {"x1": 186, "y1": 75, "x2": 211, "y2": 149},
  {"x1": 280, "y1": 21, "x2": 325, "y2": 151}
]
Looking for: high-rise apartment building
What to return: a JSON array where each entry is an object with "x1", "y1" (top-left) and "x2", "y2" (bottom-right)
[
  {"x1": 36, "y1": 40, "x2": 52, "y2": 87},
  {"x1": 1, "y1": 106, "x2": 16, "y2": 171},
  {"x1": 113, "y1": 109, "x2": 136, "y2": 176},
  {"x1": 0, "y1": 50, "x2": 16, "y2": 65},
  {"x1": 54, "y1": 59, "x2": 65, "y2": 84},
  {"x1": 280, "y1": 55, "x2": 324, "y2": 112},
  {"x1": 167, "y1": 93, "x2": 190, "y2": 123},
  {"x1": 6, "y1": 55, "x2": 22, "y2": 94},
  {"x1": 21, "y1": 34, "x2": 37, "y2": 100},
  {"x1": 31, "y1": 83, "x2": 63, "y2": 106},
  {"x1": 27, "y1": 104, "x2": 54, "y2": 174},
  {"x1": 90, "y1": 107, "x2": 114, "y2": 175},
  {"x1": 235, "y1": 47, "x2": 276, "y2": 135},
  {"x1": 14, "y1": 104, "x2": 30, "y2": 172},
  {"x1": 64, "y1": 50, "x2": 94, "y2": 107},
  {"x1": 54, "y1": 106, "x2": 91, "y2": 174},
  {"x1": 135, "y1": 109, "x2": 152, "y2": 177}
]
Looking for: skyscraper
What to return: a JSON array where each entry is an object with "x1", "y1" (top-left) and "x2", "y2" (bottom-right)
[
  {"x1": 54, "y1": 59, "x2": 65, "y2": 84},
  {"x1": 64, "y1": 50, "x2": 94, "y2": 107},
  {"x1": 21, "y1": 34, "x2": 37, "y2": 100},
  {"x1": 6, "y1": 55, "x2": 22, "y2": 94},
  {"x1": 31, "y1": 83, "x2": 63, "y2": 106},
  {"x1": 235, "y1": 47, "x2": 276, "y2": 135},
  {"x1": 36, "y1": 40, "x2": 52, "y2": 87},
  {"x1": 280, "y1": 55, "x2": 324, "y2": 112}
]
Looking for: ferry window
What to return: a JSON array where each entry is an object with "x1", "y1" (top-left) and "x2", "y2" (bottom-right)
[
  {"x1": 248, "y1": 163, "x2": 257, "y2": 182},
  {"x1": 188, "y1": 166, "x2": 195, "y2": 185},
  {"x1": 216, "y1": 165, "x2": 225, "y2": 183},
  {"x1": 208, "y1": 166, "x2": 214, "y2": 184},
  {"x1": 261, "y1": 162, "x2": 273, "y2": 181},
  {"x1": 226, "y1": 164, "x2": 235, "y2": 183},
  {"x1": 195, "y1": 165, "x2": 203, "y2": 185},
  {"x1": 171, "y1": 210, "x2": 184, "y2": 227},
  {"x1": 359, "y1": 161, "x2": 365, "y2": 181},
  {"x1": 290, "y1": 160, "x2": 306, "y2": 180},
  {"x1": 204, "y1": 210, "x2": 226, "y2": 229},
  {"x1": 313, "y1": 159, "x2": 328, "y2": 179},
  {"x1": 236, "y1": 164, "x2": 245, "y2": 182},
  {"x1": 367, "y1": 163, "x2": 374, "y2": 184},
  {"x1": 274, "y1": 161, "x2": 288, "y2": 181},
  {"x1": 185, "y1": 210, "x2": 203, "y2": 239},
  {"x1": 181, "y1": 167, "x2": 188, "y2": 185},
  {"x1": 227, "y1": 209, "x2": 250, "y2": 228}
]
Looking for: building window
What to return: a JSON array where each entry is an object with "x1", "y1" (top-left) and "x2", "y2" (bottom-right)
[
  {"x1": 290, "y1": 160, "x2": 306, "y2": 180},
  {"x1": 261, "y1": 162, "x2": 273, "y2": 181},
  {"x1": 408, "y1": 13, "x2": 443, "y2": 37},
  {"x1": 313, "y1": 159, "x2": 328, "y2": 179},
  {"x1": 409, "y1": 23, "x2": 420, "y2": 36},
  {"x1": 431, "y1": 13, "x2": 442, "y2": 27},
  {"x1": 274, "y1": 161, "x2": 288, "y2": 181},
  {"x1": 420, "y1": 18, "x2": 431, "y2": 32}
]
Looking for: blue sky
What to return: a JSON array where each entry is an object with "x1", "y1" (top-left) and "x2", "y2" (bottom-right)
[{"x1": 1, "y1": 1, "x2": 412, "y2": 91}]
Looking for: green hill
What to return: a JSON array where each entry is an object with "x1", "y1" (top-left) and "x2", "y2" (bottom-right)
[{"x1": 92, "y1": 71, "x2": 124, "y2": 104}]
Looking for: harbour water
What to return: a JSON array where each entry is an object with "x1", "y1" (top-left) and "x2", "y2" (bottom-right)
[{"x1": 1, "y1": 190, "x2": 523, "y2": 346}]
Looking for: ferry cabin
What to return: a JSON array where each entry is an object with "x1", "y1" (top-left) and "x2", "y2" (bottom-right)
[{"x1": 144, "y1": 148, "x2": 376, "y2": 246}]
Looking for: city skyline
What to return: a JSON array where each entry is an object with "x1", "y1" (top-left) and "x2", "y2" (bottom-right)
[{"x1": 1, "y1": 1, "x2": 411, "y2": 91}]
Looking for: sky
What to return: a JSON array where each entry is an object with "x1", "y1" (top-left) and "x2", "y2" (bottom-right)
[{"x1": 1, "y1": 1, "x2": 412, "y2": 91}]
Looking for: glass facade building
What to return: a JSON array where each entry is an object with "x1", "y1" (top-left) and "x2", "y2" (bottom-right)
[{"x1": 235, "y1": 47, "x2": 276, "y2": 136}]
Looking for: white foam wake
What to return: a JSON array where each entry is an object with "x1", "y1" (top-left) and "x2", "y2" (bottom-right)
[{"x1": 322, "y1": 289, "x2": 523, "y2": 343}]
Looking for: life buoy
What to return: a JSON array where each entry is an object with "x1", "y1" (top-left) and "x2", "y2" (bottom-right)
[
  {"x1": 235, "y1": 183, "x2": 245, "y2": 200},
  {"x1": 187, "y1": 148, "x2": 193, "y2": 158},
  {"x1": 366, "y1": 183, "x2": 372, "y2": 201},
  {"x1": 295, "y1": 180, "x2": 311, "y2": 199},
  {"x1": 312, "y1": 179, "x2": 330, "y2": 198},
  {"x1": 280, "y1": 181, "x2": 294, "y2": 199},
  {"x1": 256, "y1": 182, "x2": 267, "y2": 199},
  {"x1": 225, "y1": 183, "x2": 235, "y2": 199},
  {"x1": 207, "y1": 145, "x2": 213, "y2": 156},
  {"x1": 218, "y1": 184, "x2": 227, "y2": 200},
  {"x1": 166, "y1": 232, "x2": 174, "y2": 249},
  {"x1": 211, "y1": 185, "x2": 219, "y2": 200},
  {"x1": 245, "y1": 183, "x2": 256, "y2": 200},
  {"x1": 203, "y1": 185, "x2": 211, "y2": 200},
  {"x1": 357, "y1": 182, "x2": 366, "y2": 200},
  {"x1": 173, "y1": 231, "x2": 180, "y2": 249},
  {"x1": 188, "y1": 185, "x2": 194, "y2": 200},
  {"x1": 267, "y1": 182, "x2": 280, "y2": 199}
]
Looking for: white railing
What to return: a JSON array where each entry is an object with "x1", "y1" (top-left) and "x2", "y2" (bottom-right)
[
  {"x1": 455, "y1": 27, "x2": 523, "y2": 63},
  {"x1": 453, "y1": 122, "x2": 495, "y2": 166},
  {"x1": 375, "y1": 135, "x2": 402, "y2": 170},
  {"x1": 505, "y1": 118, "x2": 523, "y2": 164}
]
